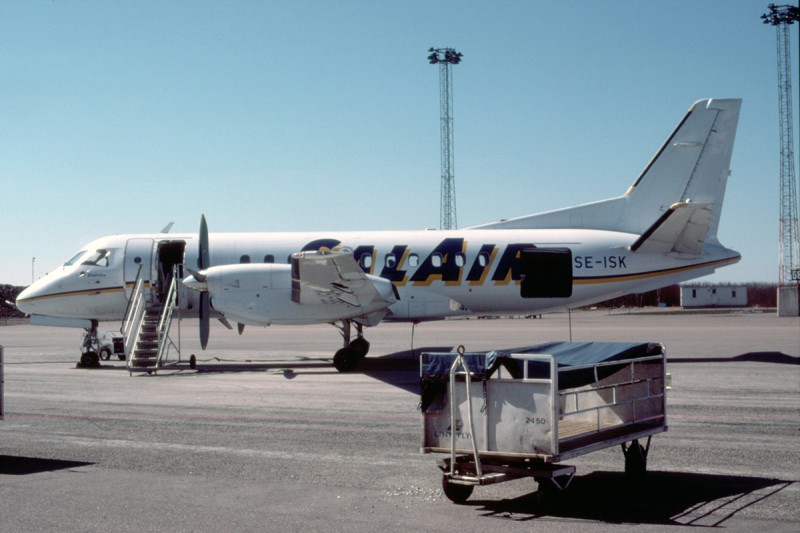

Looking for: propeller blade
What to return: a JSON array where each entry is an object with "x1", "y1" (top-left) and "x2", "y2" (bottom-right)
[
  {"x1": 198, "y1": 214, "x2": 211, "y2": 350},
  {"x1": 199, "y1": 214, "x2": 210, "y2": 270},
  {"x1": 218, "y1": 317, "x2": 234, "y2": 330},
  {"x1": 200, "y1": 292, "x2": 210, "y2": 350},
  {"x1": 237, "y1": 323, "x2": 245, "y2": 335}
]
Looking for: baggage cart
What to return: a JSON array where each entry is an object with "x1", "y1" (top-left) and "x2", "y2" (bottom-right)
[{"x1": 420, "y1": 342, "x2": 668, "y2": 503}]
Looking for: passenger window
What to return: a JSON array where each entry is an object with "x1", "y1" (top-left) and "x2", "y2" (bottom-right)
[
  {"x1": 264, "y1": 255, "x2": 275, "y2": 263},
  {"x1": 385, "y1": 254, "x2": 396, "y2": 268},
  {"x1": 360, "y1": 255, "x2": 373, "y2": 269},
  {"x1": 478, "y1": 252, "x2": 488, "y2": 267},
  {"x1": 431, "y1": 253, "x2": 442, "y2": 268},
  {"x1": 455, "y1": 252, "x2": 465, "y2": 267},
  {"x1": 408, "y1": 254, "x2": 419, "y2": 267}
]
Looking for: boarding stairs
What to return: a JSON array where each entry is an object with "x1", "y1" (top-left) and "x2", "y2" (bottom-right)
[{"x1": 122, "y1": 267, "x2": 182, "y2": 375}]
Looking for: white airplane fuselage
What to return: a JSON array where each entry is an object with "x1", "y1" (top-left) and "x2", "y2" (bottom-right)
[{"x1": 17, "y1": 226, "x2": 739, "y2": 324}]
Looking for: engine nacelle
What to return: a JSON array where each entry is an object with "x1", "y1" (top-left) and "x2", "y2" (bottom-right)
[{"x1": 195, "y1": 261, "x2": 396, "y2": 326}]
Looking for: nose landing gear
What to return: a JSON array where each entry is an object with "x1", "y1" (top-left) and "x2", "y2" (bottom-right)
[{"x1": 78, "y1": 320, "x2": 102, "y2": 368}]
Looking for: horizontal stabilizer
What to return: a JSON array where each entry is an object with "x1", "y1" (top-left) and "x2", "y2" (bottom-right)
[{"x1": 630, "y1": 202, "x2": 712, "y2": 255}]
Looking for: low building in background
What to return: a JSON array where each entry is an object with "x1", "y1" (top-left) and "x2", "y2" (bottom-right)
[{"x1": 680, "y1": 285, "x2": 747, "y2": 308}]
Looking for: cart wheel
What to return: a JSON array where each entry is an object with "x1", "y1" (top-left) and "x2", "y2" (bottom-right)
[
  {"x1": 442, "y1": 476, "x2": 474, "y2": 504},
  {"x1": 189, "y1": 354, "x2": 197, "y2": 369},
  {"x1": 117, "y1": 353, "x2": 126, "y2": 361},
  {"x1": 623, "y1": 440, "x2": 647, "y2": 480},
  {"x1": 99, "y1": 348, "x2": 111, "y2": 361}
]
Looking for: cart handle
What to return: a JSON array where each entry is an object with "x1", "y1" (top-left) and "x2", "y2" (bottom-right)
[{"x1": 449, "y1": 345, "x2": 483, "y2": 479}]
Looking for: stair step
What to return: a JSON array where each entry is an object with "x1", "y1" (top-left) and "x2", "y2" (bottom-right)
[{"x1": 125, "y1": 292, "x2": 180, "y2": 374}]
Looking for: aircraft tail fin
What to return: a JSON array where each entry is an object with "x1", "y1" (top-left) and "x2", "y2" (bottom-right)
[{"x1": 472, "y1": 98, "x2": 742, "y2": 248}]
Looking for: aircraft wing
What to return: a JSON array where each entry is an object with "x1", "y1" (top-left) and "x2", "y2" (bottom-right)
[
  {"x1": 291, "y1": 251, "x2": 397, "y2": 311},
  {"x1": 630, "y1": 202, "x2": 713, "y2": 256}
]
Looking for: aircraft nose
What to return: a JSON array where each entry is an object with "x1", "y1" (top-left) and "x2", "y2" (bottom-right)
[
  {"x1": 14, "y1": 284, "x2": 38, "y2": 314},
  {"x1": 15, "y1": 277, "x2": 61, "y2": 316}
]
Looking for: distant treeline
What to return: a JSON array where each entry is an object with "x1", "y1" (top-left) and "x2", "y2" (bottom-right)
[
  {"x1": 0, "y1": 285, "x2": 26, "y2": 319},
  {"x1": 591, "y1": 283, "x2": 778, "y2": 309}
]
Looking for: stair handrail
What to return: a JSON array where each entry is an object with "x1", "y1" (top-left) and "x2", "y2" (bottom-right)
[
  {"x1": 120, "y1": 264, "x2": 143, "y2": 334},
  {"x1": 123, "y1": 278, "x2": 147, "y2": 367},
  {"x1": 155, "y1": 269, "x2": 180, "y2": 367}
]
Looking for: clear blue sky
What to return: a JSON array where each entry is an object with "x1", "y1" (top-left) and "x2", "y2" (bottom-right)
[{"x1": 1, "y1": 0, "x2": 797, "y2": 286}]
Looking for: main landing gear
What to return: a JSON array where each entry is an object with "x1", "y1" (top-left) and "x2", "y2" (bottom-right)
[{"x1": 332, "y1": 319, "x2": 370, "y2": 372}]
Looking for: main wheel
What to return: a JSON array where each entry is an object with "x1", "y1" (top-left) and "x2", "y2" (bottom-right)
[
  {"x1": 333, "y1": 346, "x2": 359, "y2": 372},
  {"x1": 442, "y1": 476, "x2": 474, "y2": 504},
  {"x1": 349, "y1": 337, "x2": 370, "y2": 359}
]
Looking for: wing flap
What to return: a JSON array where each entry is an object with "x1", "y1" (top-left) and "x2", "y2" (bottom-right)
[{"x1": 291, "y1": 251, "x2": 396, "y2": 311}]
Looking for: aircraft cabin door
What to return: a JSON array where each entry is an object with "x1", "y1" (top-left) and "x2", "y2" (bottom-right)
[
  {"x1": 154, "y1": 241, "x2": 186, "y2": 304},
  {"x1": 124, "y1": 238, "x2": 155, "y2": 300}
]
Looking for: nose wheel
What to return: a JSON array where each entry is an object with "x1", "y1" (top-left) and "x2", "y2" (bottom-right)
[
  {"x1": 78, "y1": 320, "x2": 102, "y2": 368},
  {"x1": 80, "y1": 351, "x2": 100, "y2": 367}
]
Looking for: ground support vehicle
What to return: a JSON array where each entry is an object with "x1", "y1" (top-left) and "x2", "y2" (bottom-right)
[
  {"x1": 79, "y1": 329, "x2": 126, "y2": 367},
  {"x1": 420, "y1": 342, "x2": 668, "y2": 503}
]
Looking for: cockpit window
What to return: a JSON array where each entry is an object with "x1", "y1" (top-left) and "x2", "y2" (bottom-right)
[
  {"x1": 81, "y1": 249, "x2": 111, "y2": 267},
  {"x1": 64, "y1": 250, "x2": 87, "y2": 266}
]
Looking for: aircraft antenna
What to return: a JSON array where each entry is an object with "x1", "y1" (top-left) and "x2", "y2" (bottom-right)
[
  {"x1": 428, "y1": 47, "x2": 463, "y2": 230},
  {"x1": 762, "y1": 4, "x2": 800, "y2": 287}
]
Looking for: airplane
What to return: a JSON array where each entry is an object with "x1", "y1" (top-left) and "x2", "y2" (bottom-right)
[{"x1": 15, "y1": 98, "x2": 742, "y2": 371}]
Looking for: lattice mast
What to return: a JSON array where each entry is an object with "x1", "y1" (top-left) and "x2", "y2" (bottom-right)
[
  {"x1": 428, "y1": 48, "x2": 463, "y2": 230},
  {"x1": 762, "y1": 4, "x2": 800, "y2": 285}
]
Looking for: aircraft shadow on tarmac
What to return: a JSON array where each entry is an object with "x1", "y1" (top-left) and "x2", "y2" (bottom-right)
[
  {"x1": 0, "y1": 455, "x2": 93, "y2": 476},
  {"x1": 669, "y1": 351, "x2": 799, "y2": 365},
  {"x1": 111, "y1": 346, "x2": 448, "y2": 395},
  {"x1": 467, "y1": 470, "x2": 794, "y2": 526}
]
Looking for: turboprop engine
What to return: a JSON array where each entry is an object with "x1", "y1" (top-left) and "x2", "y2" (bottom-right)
[{"x1": 182, "y1": 253, "x2": 398, "y2": 328}]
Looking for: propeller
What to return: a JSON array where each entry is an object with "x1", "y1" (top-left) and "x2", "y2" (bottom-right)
[{"x1": 198, "y1": 214, "x2": 210, "y2": 350}]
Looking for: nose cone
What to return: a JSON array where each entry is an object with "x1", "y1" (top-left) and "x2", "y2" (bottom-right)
[
  {"x1": 15, "y1": 284, "x2": 39, "y2": 315},
  {"x1": 15, "y1": 275, "x2": 67, "y2": 315},
  {"x1": 16, "y1": 283, "x2": 44, "y2": 315},
  {"x1": 15, "y1": 274, "x2": 71, "y2": 317}
]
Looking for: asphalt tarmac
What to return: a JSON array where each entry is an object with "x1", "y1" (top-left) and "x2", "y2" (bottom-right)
[{"x1": 1, "y1": 310, "x2": 798, "y2": 532}]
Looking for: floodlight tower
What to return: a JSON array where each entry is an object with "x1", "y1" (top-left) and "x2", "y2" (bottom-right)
[
  {"x1": 428, "y1": 47, "x2": 463, "y2": 230},
  {"x1": 762, "y1": 4, "x2": 800, "y2": 286}
]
